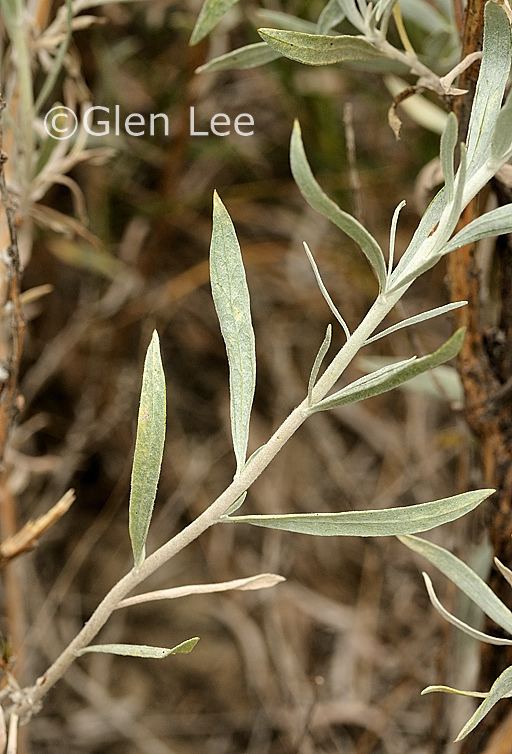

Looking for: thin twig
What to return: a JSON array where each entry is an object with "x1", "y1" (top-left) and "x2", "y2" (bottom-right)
[{"x1": 0, "y1": 490, "x2": 75, "y2": 568}]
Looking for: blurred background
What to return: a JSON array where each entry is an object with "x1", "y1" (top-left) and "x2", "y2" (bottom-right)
[{"x1": 1, "y1": 1, "x2": 491, "y2": 752}]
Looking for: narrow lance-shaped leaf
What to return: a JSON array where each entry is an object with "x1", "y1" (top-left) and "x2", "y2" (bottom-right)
[
  {"x1": 422, "y1": 685, "x2": 487, "y2": 700},
  {"x1": 129, "y1": 331, "x2": 166, "y2": 567},
  {"x1": 255, "y1": 9, "x2": 318, "y2": 33},
  {"x1": 454, "y1": 666, "x2": 512, "y2": 741},
  {"x1": 303, "y1": 243, "x2": 350, "y2": 339},
  {"x1": 432, "y1": 143, "x2": 467, "y2": 252},
  {"x1": 466, "y1": 2, "x2": 512, "y2": 175},
  {"x1": 422, "y1": 572, "x2": 512, "y2": 646},
  {"x1": 258, "y1": 28, "x2": 384, "y2": 66},
  {"x1": 117, "y1": 573, "x2": 285, "y2": 609},
  {"x1": 190, "y1": 0, "x2": 240, "y2": 45},
  {"x1": 335, "y1": 0, "x2": 366, "y2": 31},
  {"x1": 390, "y1": 4, "x2": 511, "y2": 286},
  {"x1": 389, "y1": 186, "x2": 447, "y2": 288},
  {"x1": 492, "y1": 88, "x2": 512, "y2": 160},
  {"x1": 291, "y1": 121, "x2": 387, "y2": 289},
  {"x1": 308, "y1": 325, "x2": 332, "y2": 405},
  {"x1": 317, "y1": 0, "x2": 346, "y2": 34},
  {"x1": 442, "y1": 204, "x2": 512, "y2": 255},
  {"x1": 387, "y1": 200, "x2": 406, "y2": 277},
  {"x1": 440, "y1": 112, "x2": 457, "y2": 199},
  {"x1": 398, "y1": 0, "x2": 451, "y2": 34},
  {"x1": 210, "y1": 192, "x2": 256, "y2": 474},
  {"x1": 196, "y1": 42, "x2": 279, "y2": 74},
  {"x1": 77, "y1": 638, "x2": 200, "y2": 658},
  {"x1": 398, "y1": 532, "x2": 512, "y2": 635},
  {"x1": 356, "y1": 360, "x2": 462, "y2": 403},
  {"x1": 495, "y1": 557, "x2": 512, "y2": 590},
  {"x1": 373, "y1": 0, "x2": 397, "y2": 28},
  {"x1": 223, "y1": 489, "x2": 493, "y2": 537},
  {"x1": 365, "y1": 301, "x2": 467, "y2": 345},
  {"x1": 313, "y1": 328, "x2": 464, "y2": 412}
]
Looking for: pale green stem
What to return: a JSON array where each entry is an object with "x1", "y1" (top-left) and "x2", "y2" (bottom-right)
[{"x1": 13, "y1": 290, "x2": 401, "y2": 718}]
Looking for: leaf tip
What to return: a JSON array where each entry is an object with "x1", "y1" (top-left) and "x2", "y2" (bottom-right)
[
  {"x1": 257, "y1": 27, "x2": 272, "y2": 41},
  {"x1": 183, "y1": 636, "x2": 200, "y2": 652},
  {"x1": 189, "y1": 21, "x2": 205, "y2": 46},
  {"x1": 265, "y1": 573, "x2": 286, "y2": 587},
  {"x1": 450, "y1": 326, "x2": 466, "y2": 353},
  {"x1": 212, "y1": 190, "x2": 228, "y2": 217}
]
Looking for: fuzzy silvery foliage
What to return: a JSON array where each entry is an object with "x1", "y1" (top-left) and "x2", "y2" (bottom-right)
[
  {"x1": 187, "y1": 0, "x2": 512, "y2": 742},
  {"x1": 192, "y1": 0, "x2": 461, "y2": 96},
  {"x1": 102, "y1": 0, "x2": 511, "y2": 674},
  {"x1": 6, "y1": 0, "x2": 512, "y2": 739},
  {"x1": 400, "y1": 536, "x2": 512, "y2": 740}
]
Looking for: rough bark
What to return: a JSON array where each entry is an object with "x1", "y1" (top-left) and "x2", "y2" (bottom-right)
[{"x1": 447, "y1": 1, "x2": 512, "y2": 751}]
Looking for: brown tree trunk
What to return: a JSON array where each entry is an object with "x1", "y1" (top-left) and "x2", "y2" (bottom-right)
[{"x1": 447, "y1": 1, "x2": 512, "y2": 751}]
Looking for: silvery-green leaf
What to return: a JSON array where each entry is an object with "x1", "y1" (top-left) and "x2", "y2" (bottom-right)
[
  {"x1": 440, "y1": 112, "x2": 457, "y2": 199},
  {"x1": 336, "y1": 0, "x2": 366, "y2": 30},
  {"x1": 223, "y1": 489, "x2": 493, "y2": 537},
  {"x1": 422, "y1": 685, "x2": 487, "y2": 699},
  {"x1": 442, "y1": 205, "x2": 512, "y2": 254},
  {"x1": 466, "y1": 3, "x2": 512, "y2": 175},
  {"x1": 398, "y1": 532, "x2": 512, "y2": 634},
  {"x1": 190, "y1": 0, "x2": 240, "y2": 45},
  {"x1": 433, "y1": 144, "x2": 467, "y2": 251},
  {"x1": 495, "y1": 557, "x2": 512, "y2": 589},
  {"x1": 258, "y1": 29, "x2": 384, "y2": 66},
  {"x1": 317, "y1": 0, "x2": 346, "y2": 33},
  {"x1": 255, "y1": 9, "x2": 318, "y2": 33},
  {"x1": 392, "y1": 3, "x2": 511, "y2": 284},
  {"x1": 358, "y1": 359, "x2": 462, "y2": 402},
  {"x1": 118, "y1": 573, "x2": 284, "y2": 609},
  {"x1": 313, "y1": 328, "x2": 464, "y2": 412},
  {"x1": 387, "y1": 200, "x2": 406, "y2": 276},
  {"x1": 291, "y1": 121, "x2": 387, "y2": 289},
  {"x1": 390, "y1": 187, "x2": 447, "y2": 287},
  {"x1": 196, "y1": 42, "x2": 280, "y2": 73},
  {"x1": 329, "y1": 355, "x2": 418, "y2": 393},
  {"x1": 373, "y1": 0, "x2": 396, "y2": 23},
  {"x1": 492, "y1": 89, "x2": 512, "y2": 160},
  {"x1": 422, "y1": 572, "x2": 512, "y2": 646},
  {"x1": 303, "y1": 243, "x2": 350, "y2": 339},
  {"x1": 308, "y1": 325, "x2": 332, "y2": 405},
  {"x1": 454, "y1": 666, "x2": 512, "y2": 741},
  {"x1": 210, "y1": 192, "x2": 256, "y2": 474},
  {"x1": 226, "y1": 491, "x2": 247, "y2": 515},
  {"x1": 365, "y1": 301, "x2": 467, "y2": 345},
  {"x1": 129, "y1": 331, "x2": 166, "y2": 567},
  {"x1": 77, "y1": 638, "x2": 199, "y2": 658},
  {"x1": 400, "y1": 0, "x2": 452, "y2": 35}
]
